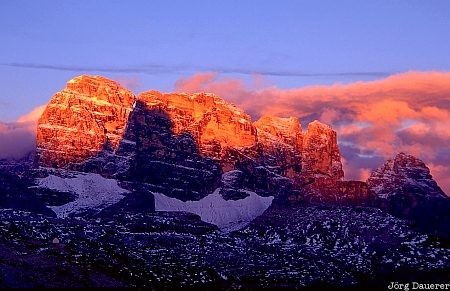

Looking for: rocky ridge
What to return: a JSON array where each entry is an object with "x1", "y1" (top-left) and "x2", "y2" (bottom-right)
[
  {"x1": 34, "y1": 75, "x2": 448, "y2": 207},
  {"x1": 35, "y1": 76, "x2": 348, "y2": 203}
]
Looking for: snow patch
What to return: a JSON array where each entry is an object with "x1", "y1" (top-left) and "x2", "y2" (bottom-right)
[
  {"x1": 37, "y1": 173, "x2": 129, "y2": 218},
  {"x1": 154, "y1": 188, "x2": 273, "y2": 232}
]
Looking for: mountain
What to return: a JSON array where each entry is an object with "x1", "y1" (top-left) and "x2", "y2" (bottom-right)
[
  {"x1": 36, "y1": 75, "x2": 135, "y2": 168},
  {"x1": 368, "y1": 152, "x2": 446, "y2": 199},
  {"x1": 31, "y1": 75, "x2": 449, "y2": 218},
  {"x1": 33, "y1": 77, "x2": 303, "y2": 204},
  {"x1": 1, "y1": 75, "x2": 449, "y2": 288},
  {"x1": 368, "y1": 152, "x2": 450, "y2": 239}
]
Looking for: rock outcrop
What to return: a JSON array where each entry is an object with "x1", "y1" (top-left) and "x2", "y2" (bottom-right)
[
  {"x1": 291, "y1": 120, "x2": 356, "y2": 204},
  {"x1": 253, "y1": 115, "x2": 303, "y2": 179},
  {"x1": 36, "y1": 75, "x2": 136, "y2": 168},
  {"x1": 292, "y1": 179, "x2": 373, "y2": 205}
]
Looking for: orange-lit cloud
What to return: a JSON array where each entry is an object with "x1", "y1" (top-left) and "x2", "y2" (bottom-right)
[
  {"x1": 0, "y1": 105, "x2": 45, "y2": 160},
  {"x1": 16, "y1": 104, "x2": 46, "y2": 123},
  {"x1": 173, "y1": 71, "x2": 450, "y2": 195}
]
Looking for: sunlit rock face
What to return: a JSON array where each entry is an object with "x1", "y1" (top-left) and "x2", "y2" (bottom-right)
[
  {"x1": 36, "y1": 75, "x2": 135, "y2": 168},
  {"x1": 135, "y1": 91, "x2": 295, "y2": 200},
  {"x1": 291, "y1": 120, "x2": 366, "y2": 205},
  {"x1": 253, "y1": 115, "x2": 302, "y2": 150},
  {"x1": 301, "y1": 120, "x2": 344, "y2": 181}
]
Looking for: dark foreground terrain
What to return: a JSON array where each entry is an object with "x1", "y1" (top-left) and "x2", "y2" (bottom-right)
[{"x1": 1, "y1": 204, "x2": 449, "y2": 289}]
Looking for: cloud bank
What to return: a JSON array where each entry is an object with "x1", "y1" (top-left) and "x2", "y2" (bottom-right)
[
  {"x1": 175, "y1": 71, "x2": 450, "y2": 195},
  {"x1": 0, "y1": 105, "x2": 45, "y2": 160}
]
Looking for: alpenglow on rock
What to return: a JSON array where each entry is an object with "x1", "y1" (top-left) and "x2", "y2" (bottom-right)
[
  {"x1": 253, "y1": 115, "x2": 303, "y2": 150},
  {"x1": 36, "y1": 75, "x2": 136, "y2": 168},
  {"x1": 34, "y1": 75, "x2": 355, "y2": 204},
  {"x1": 301, "y1": 120, "x2": 344, "y2": 181}
]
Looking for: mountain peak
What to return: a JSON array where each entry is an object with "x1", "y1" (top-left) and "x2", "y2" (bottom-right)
[
  {"x1": 66, "y1": 75, "x2": 122, "y2": 87},
  {"x1": 68, "y1": 74, "x2": 108, "y2": 82},
  {"x1": 367, "y1": 152, "x2": 446, "y2": 198}
]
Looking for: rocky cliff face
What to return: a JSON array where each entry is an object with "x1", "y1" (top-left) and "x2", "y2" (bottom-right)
[
  {"x1": 253, "y1": 115, "x2": 303, "y2": 179},
  {"x1": 36, "y1": 76, "x2": 136, "y2": 168},
  {"x1": 291, "y1": 120, "x2": 360, "y2": 204},
  {"x1": 135, "y1": 91, "x2": 299, "y2": 200},
  {"x1": 301, "y1": 120, "x2": 344, "y2": 181},
  {"x1": 292, "y1": 178, "x2": 373, "y2": 205},
  {"x1": 253, "y1": 115, "x2": 302, "y2": 149}
]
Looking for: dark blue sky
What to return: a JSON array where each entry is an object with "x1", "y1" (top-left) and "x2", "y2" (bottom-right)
[{"x1": 1, "y1": 0, "x2": 450, "y2": 121}]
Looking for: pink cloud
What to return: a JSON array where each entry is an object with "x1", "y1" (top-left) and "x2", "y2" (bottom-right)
[
  {"x1": 115, "y1": 76, "x2": 143, "y2": 93},
  {"x1": 16, "y1": 104, "x2": 46, "y2": 123},
  {"x1": 428, "y1": 164, "x2": 450, "y2": 195},
  {"x1": 173, "y1": 71, "x2": 450, "y2": 195},
  {"x1": 175, "y1": 72, "x2": 218, "y2": 93}
]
